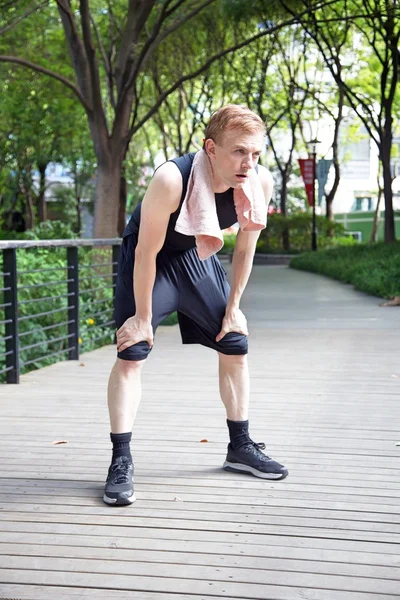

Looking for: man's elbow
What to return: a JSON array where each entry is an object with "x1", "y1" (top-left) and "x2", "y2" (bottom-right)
[{"x1": 134, "y1": 244, "x2": 159, "y2": 263}]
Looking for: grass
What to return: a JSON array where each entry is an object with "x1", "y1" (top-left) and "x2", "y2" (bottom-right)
[{"x1": 290, "y1": 242, "x2": 400, "y2": 299}]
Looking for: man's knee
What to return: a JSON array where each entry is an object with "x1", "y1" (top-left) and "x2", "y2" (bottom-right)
[
  {"x1": 218, "y1": 352, "x2": 247, "y2": 366},
  {"x1": 215, "y1": 331, "x2": 248, "y2": 356},
  {"x1": 115, "y1": 356, "x2": 146, "y2": 377},
  {"x1": 117, "y1": 340, "x2": 152, "y2": 362}
]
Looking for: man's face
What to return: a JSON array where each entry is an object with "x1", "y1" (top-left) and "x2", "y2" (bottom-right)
[{"x1": 206, "y1": 128, "x2": 265, "y2": 190}]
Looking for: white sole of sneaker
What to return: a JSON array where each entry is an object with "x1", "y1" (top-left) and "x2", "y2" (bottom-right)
[
  {"x1": 103, "y1": 493, "x2": 136, "y2": 505},
  {"x1": 223, "y1": 461, "x2": 288, "y2": 480}
]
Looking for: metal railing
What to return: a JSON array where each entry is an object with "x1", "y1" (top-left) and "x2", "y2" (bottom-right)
[{"x1": 0, "y1": 239, "x2": 121, "y2": 384}]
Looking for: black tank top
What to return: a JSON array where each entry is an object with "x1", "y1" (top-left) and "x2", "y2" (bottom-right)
[{"x1": 124, "y1": 153, "x2": 238, "y2": 253}]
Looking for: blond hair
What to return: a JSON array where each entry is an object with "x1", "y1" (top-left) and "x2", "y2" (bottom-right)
[{"x1": 204, "y1": 104, "x2": 266, "y2": 144}]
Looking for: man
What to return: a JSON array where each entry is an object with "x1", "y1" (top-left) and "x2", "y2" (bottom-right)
[{"x1": 104, "y1": 104, "x2": 288, "y2": 506}]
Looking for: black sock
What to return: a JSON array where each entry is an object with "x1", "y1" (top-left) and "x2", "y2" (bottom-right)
[
  {"x1": 110, "y1": 432, "x2": 132, "y2": 462},
  {"x1": 227, "y1": 419, "x2": 252, "y2": 450}
]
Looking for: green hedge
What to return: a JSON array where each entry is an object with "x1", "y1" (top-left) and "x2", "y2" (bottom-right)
[
  {"x1": 0, "y1": 245, "x2": 116, "y2": 379},
  {"x1": 222, "y1": 213, "x2": 356, "y2": 254},
  {"x1": 290, "y1": 242, "x2": 400, "y2": 299}
]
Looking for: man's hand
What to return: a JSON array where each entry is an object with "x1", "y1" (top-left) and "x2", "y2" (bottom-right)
[
  {"x1": 116, "y1": 316, "x2": 153, "y2": 353},
  {"x1": 216, "y1": 307, "x2": 248, "y2": 342}
]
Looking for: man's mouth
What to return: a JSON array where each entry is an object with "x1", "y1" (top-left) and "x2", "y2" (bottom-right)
[{"x1": 235, "y1": 173, "x2": 248, "y2": 179}]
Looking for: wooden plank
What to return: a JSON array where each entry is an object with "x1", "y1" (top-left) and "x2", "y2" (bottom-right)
[
  {"x1": 0, "y1": 503, "x2": 398, "y2": 534},
  {"x1": 1, "y1": 555, "x2": 400, "y2": 594},
  {"x1": 1, "y1": 512, "x2": 400, "y2": 545},
  {"x1": 2, "y1": 465, "x2": 400, "y2": 492},
  {"x1": 2, "y1": 476, "x2": 400, "y2": 499},
  {"x1": 0, "y1": 493, "x2": 398, "y2": 518},
  {"x1": 2, "y1": 521, "x2": 400, "y2": 555},
  {"x1": 2, "y1": 500, "x2": 400, "y2": 526},
  {"x1": 1, "y1": 566, "x2": 399, "y2": 599},
  {"x1": 2, "y1": 543, "x2": 400, "y2": 579},
  {"x1": 2, "y1": 483, "x2": 400, "y2": 510},
  {"x1": 2, "y1": 457, "x2": 400, "y2": 481},
  {"x1": 0, "y1": 585, "x2": 224, "y2": 600},
  {"x1": 2, "y1": 534, "x2": 399, "y2": 568}
]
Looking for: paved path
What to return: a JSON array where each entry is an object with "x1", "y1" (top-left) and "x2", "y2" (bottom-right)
[{"x1": 0, "y1": 265, "x2": 399, "y2": 599}]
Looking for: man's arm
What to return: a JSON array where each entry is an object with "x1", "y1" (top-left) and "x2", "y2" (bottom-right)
[
  {"x1": 216, "y1": 165, "x2": 273, "y2": 342},
  {"x1": 116, "y1": 162, "x2": 181, "y2": 353}
]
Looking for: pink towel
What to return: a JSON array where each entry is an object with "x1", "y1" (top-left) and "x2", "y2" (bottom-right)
[{"x1": 175, "y1": 150, "x2": 267, "y2": 260}]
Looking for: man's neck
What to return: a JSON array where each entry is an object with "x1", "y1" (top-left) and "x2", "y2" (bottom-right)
[{"x1": 210, "y1": 163, "x2": 230, "y2": 194}]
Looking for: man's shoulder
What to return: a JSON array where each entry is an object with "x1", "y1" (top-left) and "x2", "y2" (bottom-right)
[{"x1": 153, "y1": 160, "x2": 183, "y2": 189}]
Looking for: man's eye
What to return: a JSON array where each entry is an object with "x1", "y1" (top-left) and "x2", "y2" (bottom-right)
[{"x1": 236, "y1": 149, "x2": 245, "y2": 154}]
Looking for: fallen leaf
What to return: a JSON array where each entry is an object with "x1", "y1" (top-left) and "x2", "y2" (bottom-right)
[
  {"x1": 200, "y1": 439, "x2": 208, "y2": 443},
  {"x1": 79, "y1": 363, "x2": 86, "y2": 367},
  {"x1": 174, "y1": 496, "x2": 183, "y2": 502},
  {"x1": 52, "y1": 440, "x2": 69, "y2": 445}
]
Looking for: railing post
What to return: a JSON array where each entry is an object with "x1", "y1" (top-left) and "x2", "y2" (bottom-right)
[
  {"x1": 3, "y1": 248, "x2": 20, "y2": 384},
  {"x1": 112, "y1": 244, "x2": 120, "y2": 345},
  {"x1": 67, "y1": 247, "x2": 79, "y2": 360}
]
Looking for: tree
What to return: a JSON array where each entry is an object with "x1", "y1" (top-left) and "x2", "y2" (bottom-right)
[
  {"x1": 0, "y1": 0, "x2": 336, "y2": 237},
  {"x1": 287, "y1": 0, "x2": 400, "y2": 242}
]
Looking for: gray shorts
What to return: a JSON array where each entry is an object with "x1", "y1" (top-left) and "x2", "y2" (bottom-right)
[{"x1": 114, "y1": 233, "x2": 248, "y2": 361}]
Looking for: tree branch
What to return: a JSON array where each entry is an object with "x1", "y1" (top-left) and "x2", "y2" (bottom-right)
[
  {"x1": 55, "y1": 0, "x2": 93, "y2": 108},
  {"x1": 115, "y1": 0, "x2": 157, "y2": 94},
  {"x1": 129, "y1": 1, "x2": 337, "y2": 138},
  {"x1": 79, "y1": 0, "x2": 105, "y2": 119},
  {"x1": 91, "y1": 16, "x2": 116, "y2": 110},
  {"x1": 0, "y1": 55, "x2": 92, "y2": 111}
]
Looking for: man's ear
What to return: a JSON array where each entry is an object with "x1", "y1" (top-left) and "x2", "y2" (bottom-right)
[{"x1": 204, "y1": 138, "x2": 217, "y2": 160}]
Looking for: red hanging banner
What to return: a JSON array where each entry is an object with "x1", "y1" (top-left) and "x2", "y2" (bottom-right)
[{"x1": 298, "y1": 158, "x2": 315, "y2": 207}]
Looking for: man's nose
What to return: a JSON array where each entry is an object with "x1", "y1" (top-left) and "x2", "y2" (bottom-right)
[{"x1": 242, "y1": 154, "x2": 253, "y2": 169}]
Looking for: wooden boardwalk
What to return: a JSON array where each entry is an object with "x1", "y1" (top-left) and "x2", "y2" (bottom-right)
[{"x1": 0, "y1": 265, "x2": 399, "y2": 600}]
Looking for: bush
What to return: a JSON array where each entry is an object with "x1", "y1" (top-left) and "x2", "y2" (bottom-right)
[
  {"x1": 257, "y1": 213, "x2": 352, "y2": 253},
  {"x1": 221, "y1": 214, "x2": 354, "y2": 254},
  {"x1": 290, "y1": 242, "x2": 400, "y2": 299},
  {"x1": 0, "y1": 244, "x2": 115, "y2": 379},
  {"x1": 0, "y1": 220, "x2": 77, "y2": 241}
]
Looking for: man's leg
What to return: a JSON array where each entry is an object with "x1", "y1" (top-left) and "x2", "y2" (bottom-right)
[
  {"x1": 218, "y1": 351, "x2": 288, "y2": 481},
  {"x1": 218, "y1": 352, "x2": 249, "y2": 421},
  {"x1": 174, "y1": 251, "x2": 288, "y2": 480},
  {"x1": 107, "y1": 358, "x2": 145, "y2": 433},
  {"x1": 103, "y1": 358, "x2": 145, "y2": 506}
]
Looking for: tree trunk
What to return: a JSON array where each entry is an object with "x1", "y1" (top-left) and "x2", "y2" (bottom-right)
[
  {"x1": 325, "y1": 89, "x2": 344, "y2": 226},
  {"x1": 37, "y1": 162, "x2": 47, "y2": 222},
  {"x1": 380, "y1": 139, "x2": 395, "y2": 243},
  {"x1": 23, "y1": 185, "x2": 35, "y2": 230},
  {"x1": 370, "y1": 178, "x2": 382, "y2": 243},
  {"x1": 93, "y1": 160, "x2": 122, "y2": 238},
  {"x1": 76, "y1": 196, "x2": 82, "y2": 234},
  {"x1": 118, "y1": 169, "x2": 128, "y2": 237},
  {"x1": 280, "y1": 172, "x2": 290, "y2": 251},
  {"x1": 325, "y1": 140, "x2": 341, "y2": 224},
  {"x1": 19, "y1": 169, "x2": 35, "y2": 230}
]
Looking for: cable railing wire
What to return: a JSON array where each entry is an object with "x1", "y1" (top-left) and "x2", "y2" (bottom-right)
[{"x1": 1, "y1": 240, "x2": 120, "y2": 383}]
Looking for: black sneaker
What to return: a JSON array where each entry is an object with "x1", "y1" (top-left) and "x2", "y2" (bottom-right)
[
  {"x1": 103, "y1": 456, "x2": 136, "y2": 505},
  {"x1": 223, "y1": 442, "x2": 288, "y2": 480}
]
